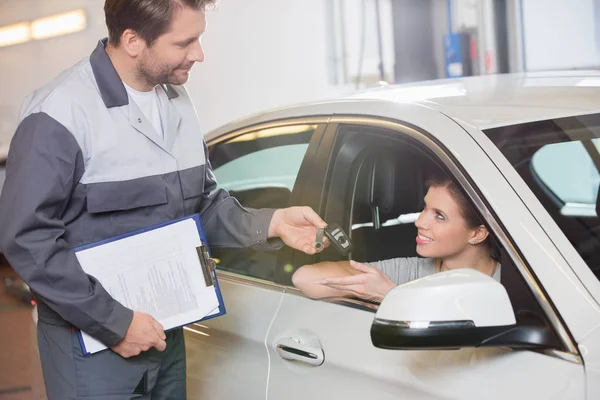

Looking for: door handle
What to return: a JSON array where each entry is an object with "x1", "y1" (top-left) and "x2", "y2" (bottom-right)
[{"x1": 275, "y1": 337, "x2": 325, "y2": 366}]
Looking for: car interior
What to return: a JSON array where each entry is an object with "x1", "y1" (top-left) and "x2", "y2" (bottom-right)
[{"x1": 485, "y1": 115, "x2": 600, "y2": 279}]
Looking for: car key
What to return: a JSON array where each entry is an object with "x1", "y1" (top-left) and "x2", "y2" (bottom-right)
[
  {"x1": 315, "y1": 227, "x2": 325, "y2": 250},
  {"x1": 323, "y1": 223, "x2": 352, "y2": 256}
]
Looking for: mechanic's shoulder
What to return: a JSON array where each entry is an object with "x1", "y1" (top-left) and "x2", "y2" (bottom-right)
[{"x1": 21, "y1": 57, "x2": 96, "y2": 122}]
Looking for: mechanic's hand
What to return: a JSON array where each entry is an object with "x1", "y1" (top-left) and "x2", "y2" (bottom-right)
[
  {"x1": 316, "y1": 260, "x2": 396, "y2": 302},
  {"x1": 111, "y1": 312, "x2": 167, "y2": 358},
  {"x1": 268, "y1": 206, "x2": 329, "y2": 254}
]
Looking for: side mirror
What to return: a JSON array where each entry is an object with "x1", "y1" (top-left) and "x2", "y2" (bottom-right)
[{"x1": 371, "y1": 269, "x2": 554, "y2": 350}]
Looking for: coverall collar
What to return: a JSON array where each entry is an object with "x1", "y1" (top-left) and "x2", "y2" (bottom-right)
[{"x1": 90, "y1": 38, "x2": 180, "y2": 109}]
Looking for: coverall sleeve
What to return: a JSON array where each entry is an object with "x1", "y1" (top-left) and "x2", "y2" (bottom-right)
[
  {"x1": 198, "y1": 140, "x2": 284, "y2": 251},
  {"x1": 0, "y1": 113, "x2": 133, "y2": 346}
]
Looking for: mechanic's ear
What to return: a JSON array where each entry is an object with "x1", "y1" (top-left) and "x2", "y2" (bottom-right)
[{"x1": 121, "y1": 29, "x2": 145, "y2": 57}]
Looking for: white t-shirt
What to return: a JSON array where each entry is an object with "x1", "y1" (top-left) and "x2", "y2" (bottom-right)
[
  {"x1": 369, "y1": 257, "x2": 501, "y2": 285},
  {"x1": 124, "y1": 83, "x2": 164, "y2": 140}
]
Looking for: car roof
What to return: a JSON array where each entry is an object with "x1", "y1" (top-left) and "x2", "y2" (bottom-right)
[{"x1": 206, "y1": 71, "x2": 600, "y2": 140}]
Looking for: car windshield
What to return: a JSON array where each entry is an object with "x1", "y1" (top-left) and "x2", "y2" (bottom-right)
[{"x1": 484, "y1": 113, "x2": 600, "y2": 281}]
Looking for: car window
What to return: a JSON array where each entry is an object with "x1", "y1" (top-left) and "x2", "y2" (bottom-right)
[
  {"x1": 532, "y1": 140, "x2": 600, "y2": 213},
  {"x1": 208, "y1": 124, "x2": 317, "y2": 282},
  {"x1": 213, "y1": 144, "x2": 308, "y2": 193},
  {"x1": 485, "y1": 113, "x2": 600, "y2": 280}
]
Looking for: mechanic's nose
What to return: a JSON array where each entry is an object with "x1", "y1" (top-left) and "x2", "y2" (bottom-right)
[{"x1": 189, "y1": 40, "x2": 205, "y2": 63}]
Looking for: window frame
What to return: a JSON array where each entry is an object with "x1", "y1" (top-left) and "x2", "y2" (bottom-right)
[{"x1": 284, "y1": 116, "x2": 578, "y2": 357}]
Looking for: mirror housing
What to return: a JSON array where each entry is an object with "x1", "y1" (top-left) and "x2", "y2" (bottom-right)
[{"x1": 371, "y1": 269, "x2": 554, "y2": 350}]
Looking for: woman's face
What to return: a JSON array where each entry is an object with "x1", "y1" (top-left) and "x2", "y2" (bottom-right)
[{"x1": 414, "y1": 186, "x2": 475, "y2": 259}]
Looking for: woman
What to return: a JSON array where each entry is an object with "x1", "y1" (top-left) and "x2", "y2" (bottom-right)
[{"x1": 292, "y1": 172, "x2": 500, "y2": 302}]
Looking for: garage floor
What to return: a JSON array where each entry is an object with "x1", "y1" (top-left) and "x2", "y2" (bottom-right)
[{"x1": 0, "y1": 261, "x2": 45, "y2": 400}]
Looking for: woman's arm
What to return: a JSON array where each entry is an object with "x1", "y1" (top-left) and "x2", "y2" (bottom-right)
[
  {"x1": 293, "y1": 260, "x2": 398, "y2": 302},
  {"x1": 292, "y1": 261, "x2": 358, "y2": 299}
]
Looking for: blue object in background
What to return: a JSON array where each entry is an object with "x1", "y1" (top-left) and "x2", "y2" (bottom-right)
[{"x1": 445, "y1": 33, "x2": 463, "y2": 78}]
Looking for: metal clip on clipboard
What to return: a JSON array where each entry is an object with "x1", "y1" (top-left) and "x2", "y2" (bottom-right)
[{"x1": 196, "y1": 243, "x2": 216, "y2": 287}]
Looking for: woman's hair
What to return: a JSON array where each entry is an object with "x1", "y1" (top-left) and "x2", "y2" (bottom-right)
[{"x1": 425, "y1": 168, "x2": 500, "y2": 260}]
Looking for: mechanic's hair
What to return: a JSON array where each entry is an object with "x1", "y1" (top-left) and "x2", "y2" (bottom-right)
[
  {"x1": 105, "y1": 0, "x2": 217, "y2": 47},
  {"x1": 425, "y1": 168, "x2": 500, "y2": 260}
]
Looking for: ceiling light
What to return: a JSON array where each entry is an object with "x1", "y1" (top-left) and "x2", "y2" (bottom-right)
[
  {"x1": 31, "y1": 9, "x2": 86, "y2": 40},
  {"x1": 0, "y1": 22, "x2": 31, "y2": 48}
]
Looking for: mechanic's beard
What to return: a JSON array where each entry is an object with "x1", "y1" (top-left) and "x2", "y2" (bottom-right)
[{"x1": 136, "y1": 61, "x2": 174, "y2": 87}]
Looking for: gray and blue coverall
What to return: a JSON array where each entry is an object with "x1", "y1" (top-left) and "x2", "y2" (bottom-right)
[{"x1": 0, "y1": 38, "x2": 279, "y2": 399}]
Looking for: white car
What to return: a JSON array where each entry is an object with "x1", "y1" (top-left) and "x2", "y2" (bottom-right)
[{"x1": 184, "y1": 71, "x2": 600, "y2": 400}]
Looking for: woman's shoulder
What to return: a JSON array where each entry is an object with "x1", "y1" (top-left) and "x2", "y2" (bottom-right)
[{"x1": 371, "y1": 256, "x2": 433, "y2": 268}]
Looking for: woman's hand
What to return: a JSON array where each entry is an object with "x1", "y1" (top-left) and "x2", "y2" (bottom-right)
[{"x1": 316, "y1": 260, "x2": 396, "y2": 302}]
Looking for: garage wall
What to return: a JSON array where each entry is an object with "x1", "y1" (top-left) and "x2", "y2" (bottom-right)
[
  {"x1": 0, "y1": 0, "x2": 348, "y2": 148},
  {"x1": 520, "y1": 0, "x2": 600, "y2": 71}
]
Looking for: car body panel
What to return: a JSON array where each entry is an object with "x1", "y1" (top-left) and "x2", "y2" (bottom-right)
[
  {"x1": 185, "y1": 275, "x2": 284, "y2": 399},
  {"x1": 206, "y1": 71, "x2": 600, "y2": 141},
  {"x1": 267, "y1": 289, "x2": 584, "y2": 400}
]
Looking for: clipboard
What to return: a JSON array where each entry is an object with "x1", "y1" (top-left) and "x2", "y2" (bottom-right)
[{"x1": 74, "y1": 213, "x2": 226, "y2": 356}]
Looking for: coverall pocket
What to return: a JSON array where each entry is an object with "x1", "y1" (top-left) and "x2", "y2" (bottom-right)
[
  {"x1": 86, "y1": 178, "x2": 168, "y2": 214},
  {"x1": 85, "y1": 178, "x2": 169, "y2": 230}
]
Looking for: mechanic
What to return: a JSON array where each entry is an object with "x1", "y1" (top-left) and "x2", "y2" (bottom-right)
[{"x1": 0, "y1": 0, "x2": 327, "y2": 398}]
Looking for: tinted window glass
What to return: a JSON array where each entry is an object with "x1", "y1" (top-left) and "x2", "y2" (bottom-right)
[
  {"x1": 208, "y1": 124, "x2": 316, "y2": 281},
  {"x1": 485, "y1": 113, "x2": 600, "y2": 278}
]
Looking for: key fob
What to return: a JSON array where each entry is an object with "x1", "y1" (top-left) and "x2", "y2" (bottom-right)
[{"x1": 324, "y1": 223, "x2": 352, "y2": 256}]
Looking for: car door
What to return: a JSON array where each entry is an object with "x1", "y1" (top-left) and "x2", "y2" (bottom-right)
[
  {"x1": 184, "y1": 120, "x2": 328, "y2": 400},
  {"x1": 266, "y1": 117, "x2": 586, "y2": 399},
  {"x1": 479, "y1": 114, "x2": 600, "y2": 399}
]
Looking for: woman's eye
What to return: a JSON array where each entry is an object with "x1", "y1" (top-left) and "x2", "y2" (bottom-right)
[{"x1": 436, "y1": 212, "x2": 445, "y2": 220}]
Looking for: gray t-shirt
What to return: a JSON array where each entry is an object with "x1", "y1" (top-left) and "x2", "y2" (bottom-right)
[{"x1": 369, "y1": 257, "x2": 501, "y2": 285}]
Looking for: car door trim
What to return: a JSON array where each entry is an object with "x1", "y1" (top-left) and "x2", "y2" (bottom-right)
[
  {"x1": 215, "y1": 271, "x2": 380, "y2": 313},
  {"x1": 216, "y1": 270, "x2": 286, "y2": 291},
  {"x1": 324, "y1": 116, "x2": 580, "y2": 361},
  {"x1": 284, "y1": 285, "x2": 380, "y2": 312},
  {"x1": 206, "y1": 117, "x2": 331, "y2": 147}
]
